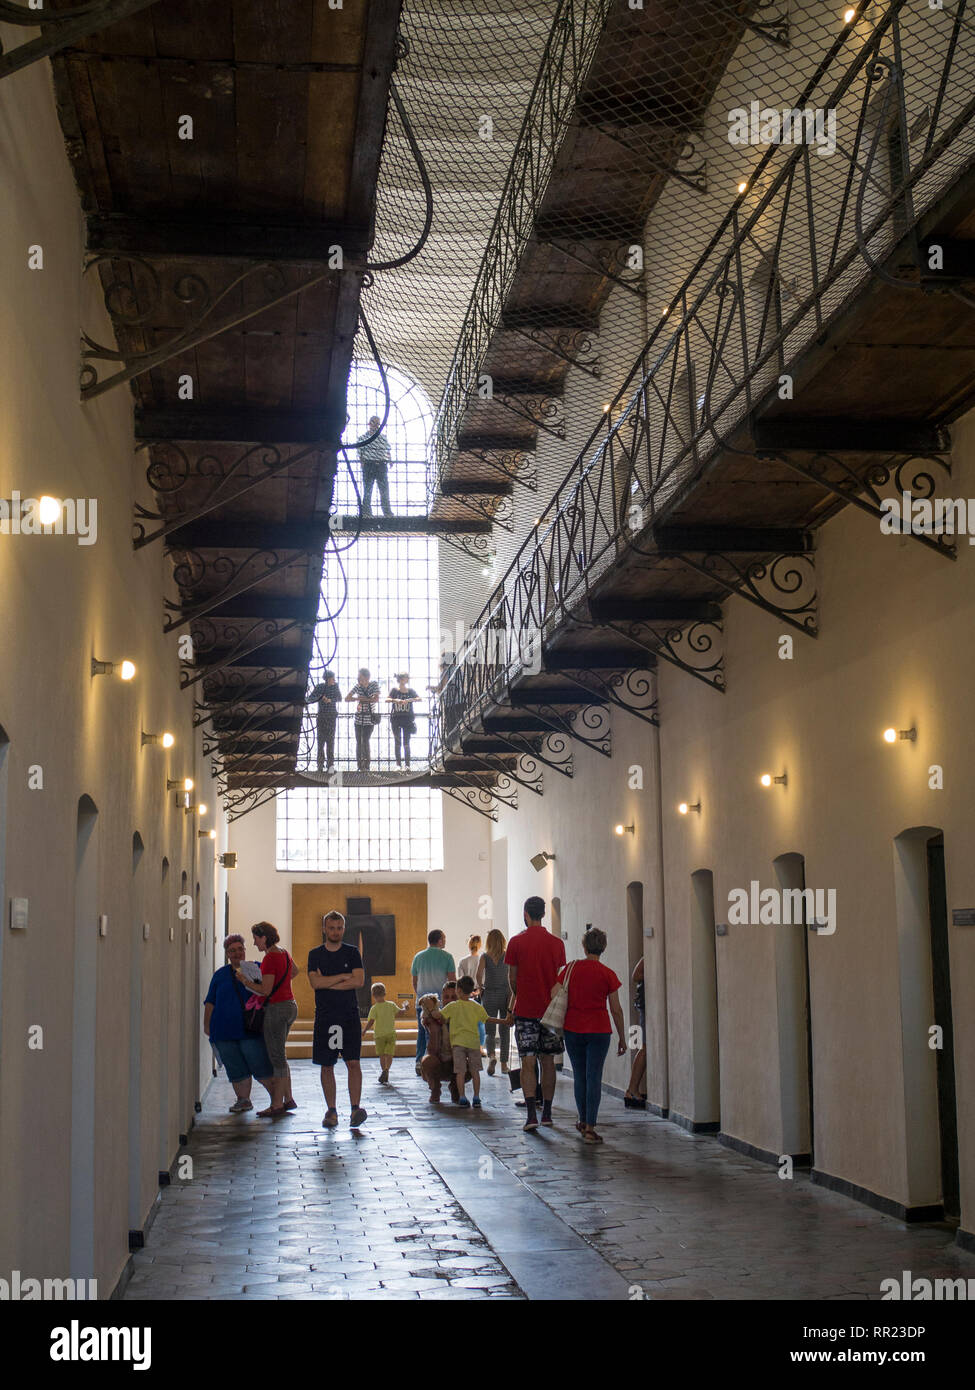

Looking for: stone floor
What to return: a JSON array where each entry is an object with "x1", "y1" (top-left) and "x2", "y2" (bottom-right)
[{"x1": 122, "y1": 1059, "x2": 974, "y2": 1301}]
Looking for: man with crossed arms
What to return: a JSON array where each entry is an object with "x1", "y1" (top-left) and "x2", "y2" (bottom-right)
[{"x1": 308, "y1": 910, "x2": 368, "y2": 1128}]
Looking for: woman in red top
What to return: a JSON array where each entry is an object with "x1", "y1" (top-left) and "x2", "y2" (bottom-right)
[
  {"x1": 557, "y1": 927, "x2": 626, "y2": 1144},
  {"x1": 235, "y1": 921, "x2": 299, "y2": 1117}
]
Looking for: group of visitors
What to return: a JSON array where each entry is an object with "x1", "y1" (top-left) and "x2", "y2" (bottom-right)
[
  {"x1": 308, "y1": 669, "x2": 420, "y2": 772},
  {"x1": 204, "y1": 896, "x2": 644, "y2": 1144}
]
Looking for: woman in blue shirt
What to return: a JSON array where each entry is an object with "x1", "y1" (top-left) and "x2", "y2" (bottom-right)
[{"x1": 203, "y1": 934, "x2": 275, "y2": 1113}]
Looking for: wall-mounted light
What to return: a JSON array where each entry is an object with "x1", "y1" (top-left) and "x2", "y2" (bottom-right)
[
  {"x1": 219, "y1": 852, "x2": 238, "y2": 869},
  {"x1": 199, "y1": 829, "x2": 217, "y2": 840},
  {"x1": 678, "y1": 801, "x2": 701, "y2": 815},
  {"x1": 141, "y1": 730, "x2": 175, "y2": 748},
  {"x1": 530, "y1": 851, "x2": 555, "y2": 872},
  {"x1": 614, "y1": 823, "x2": 635, "y2": 836},
  {"x1": 759, "y1": 772, "x2": 788, "y2": 788},
  {"x1": 883, "y1": 726, "x2": 916, "y2": 744},
  {"x1": 92, "y1": 657, "x2": 136, "y2": 680},
  {"x1": 167, "y1": 777, "x2": 194, "y2": 793}
]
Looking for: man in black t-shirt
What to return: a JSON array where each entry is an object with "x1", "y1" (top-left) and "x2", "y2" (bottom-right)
[{"x1": 308, "y1": 910, "x2": 367, "y2": 1128}]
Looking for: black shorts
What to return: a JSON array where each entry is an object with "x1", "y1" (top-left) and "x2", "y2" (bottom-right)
[
  {"x1": 514, "y1": 1016, "x2": 564, "y2": 1056},
  {"x1": 312, "y1": 1013, "x2": 362, "y2": 1066}
]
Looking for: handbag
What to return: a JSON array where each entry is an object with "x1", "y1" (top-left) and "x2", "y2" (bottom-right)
[
  {"x1": 237, "y1": 953, "x2": 291, "y2": 1035},
  {"x1": 540, "y1": 959, "x2": 576, "y2": 1034}
]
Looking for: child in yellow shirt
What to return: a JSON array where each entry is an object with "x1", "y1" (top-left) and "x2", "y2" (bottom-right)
[
  {"x1": 362, "y1": 984, "x2": 407, "y2": 1084},
  {"x1": 436, "y1": 976, "x2": 509, "y2": 1109}
]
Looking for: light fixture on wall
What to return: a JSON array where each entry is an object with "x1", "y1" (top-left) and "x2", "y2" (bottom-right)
[
  {"x1": 219, "y1": 852, "x2": 238, "y2": 869},
  {"x1": 185, "y1": 799, "x2": 208, "y2": 816},
  {"x1": 530, "y1": 851, "x2": 555, "y2": 871},
  {"x1": 883, "y1": 726, "x2": 916, "y2": 743},
  {"x1": 92, "y1": 657, "x2": 136, "y2": 680},
  {"x1": 677, "y1": 801, "x2": 701, "y2": 815},
  {"x1": 199, "y1": 829, "x2": 217, "y2": 840},
  {"x1": 168, "y1": 777, "x2": 194, "y2": 792},
  {"x1": 759, "y1": 772, "x2": 787, "y2": 788},
  {"x1": 614, "y1": 823, "x2": 635, "y2": 836},
  {"x1": 141, "y1": 729, "x2": 175, "y2": 748}
]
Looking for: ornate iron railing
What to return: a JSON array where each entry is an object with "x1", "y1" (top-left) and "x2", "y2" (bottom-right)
[
  {"x1": 432, "y1": 0, "x2": 975, "y2": 758},
  {"x1": 428, "y1": 0, "x2": 615, "y2": 494}
]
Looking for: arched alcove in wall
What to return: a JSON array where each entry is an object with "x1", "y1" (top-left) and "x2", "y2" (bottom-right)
[
  {"x1": 128, "y1": 833, "x2": 146, "y2": 1235},
  {"x1": 0, "y1": 724, "x2": 9, "y2": 1054},
  {"x1": 70, "y1": 795, "x2": 99, "y2": 1279},
  {"x1": 626, "y1": 881, "x2": 644, "y2": 1027},
  {"x1": 690, "y1": 868, "x2": 720, "y2": 1128},
  {"x1": 158, "y1": 857, "x2": 171, "y2": 1177},
  {"x1": 771, "y1": 852, "x2": 814, "y2": 1163},
  {"x1": 892, "y1": 826, "x2": 959, "y2": 1218}
]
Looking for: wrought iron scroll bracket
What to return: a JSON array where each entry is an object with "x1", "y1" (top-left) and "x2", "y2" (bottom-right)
[
  {"x1": 770, "y1": 450, "x2": 956, "y2": 561},
  {"x1": 442, "y1": 785, "x2": 499, "y2": 822}
]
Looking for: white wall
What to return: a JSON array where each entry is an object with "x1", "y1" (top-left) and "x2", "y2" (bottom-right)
[{"x1": 227, "y1": 791, "x2": 491, "y2": 964}]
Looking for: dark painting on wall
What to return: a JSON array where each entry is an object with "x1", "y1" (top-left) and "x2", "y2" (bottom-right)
[{"x1": 321, "y1": 897, "x2": 396, "y2": 1014}]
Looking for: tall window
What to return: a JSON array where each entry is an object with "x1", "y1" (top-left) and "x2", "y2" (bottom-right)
[{"x1": 276, "y1": 361, "x2": 444, "y2": 872}]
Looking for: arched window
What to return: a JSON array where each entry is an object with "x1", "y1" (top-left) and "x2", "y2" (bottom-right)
[{"x1": 277, "y1": 361, "x2": 444, "y2": 872}]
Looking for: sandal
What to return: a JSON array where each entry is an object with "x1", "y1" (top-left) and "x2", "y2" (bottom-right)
[
  {"x1": 257, "y1": 1106, "x2": 286, "y2": 1118},
  {"x1": 575, "y1": 1121, "x2": 586, "y2": 1134},
  {"x1": 583, "y1": 1127, "x2": 604, "y2": 1144}
]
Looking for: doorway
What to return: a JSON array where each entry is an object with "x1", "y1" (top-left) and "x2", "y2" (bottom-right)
[
  {"x1": 70, "y1": 795, "x2": 99, "y2": 1279},
  {"x1": 926, "y1": 837, "x2": 959, "y2": 1221},
  {"x1": 772, "y1": 853, "x2": 814, "y2": 1162},
  {"x1": 892, "y1": 826, "x2": 960, "y2": 1216},
  {"x1": 690, "y1": 869, "x2": 720, "y2": 1126}
]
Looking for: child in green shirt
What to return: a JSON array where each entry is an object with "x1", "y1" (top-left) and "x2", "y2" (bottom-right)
[{"x1": 362, "y1": 984, "x2": 408, "y2": 1084}]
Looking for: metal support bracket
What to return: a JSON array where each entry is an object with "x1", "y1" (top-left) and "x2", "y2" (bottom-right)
[
  {"x1": 81, "y1": 255, "x2": 338, "y2": 400},
  {"x1": 0, "y1": 0, "x2": 162, "y2": 80},
  {"x1": 771, "y1": 450, "x2": 956, "y2": 561}
]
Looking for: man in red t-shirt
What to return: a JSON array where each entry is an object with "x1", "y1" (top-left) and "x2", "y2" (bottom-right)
[{"x1": 504, "y1": 896, "x2": 566, "y2": 1132}]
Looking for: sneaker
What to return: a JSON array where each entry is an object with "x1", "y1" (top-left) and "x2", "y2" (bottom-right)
[
  {"x1": 540, "y1": 1114, "x2": 554, "y2": 1127},
  {"x1": 523, "y1": 1115, "x2": 539, "y2": 1132},
  {"x1": 455, "y1": 1097, "x2": 471, "y2": 1108},
  {"x1": 350, "y1": 1106, "x2": 368, "y2": 1127},
  {"x1": 322, "y1": 1108, "x2": 339, "y2": 1128},
  {"x1": 472, "y1": 1097, "x2": 482, "y2": 1109},
  {"x1": 228, "y1": 1099, "x2": 252, "y2": 1113},
  {"x1": 379, "y1": 1069, "x2": 389, "y2": 1084}
]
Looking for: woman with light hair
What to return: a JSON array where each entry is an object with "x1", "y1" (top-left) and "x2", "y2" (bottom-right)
[
  {"x1": 476, "y1": 929, "x2": 511, "y2": 1075},
  {"x1": 203, "y1": 934, "x2": 274, "y2": 1113}
]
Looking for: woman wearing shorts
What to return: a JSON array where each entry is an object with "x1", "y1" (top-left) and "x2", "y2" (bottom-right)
[{"x1": 204, "y1": 934, "x2": 274, "y2": 1112}]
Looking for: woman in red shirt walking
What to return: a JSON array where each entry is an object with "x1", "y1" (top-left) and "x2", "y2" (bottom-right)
[{"x1": 558, "y1": 927, "x2": 627, "y2": 1144}]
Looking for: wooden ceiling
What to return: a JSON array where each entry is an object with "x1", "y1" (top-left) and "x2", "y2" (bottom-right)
[{"x1": 50, "y1": 0, "x2": 402, "y2": 787}]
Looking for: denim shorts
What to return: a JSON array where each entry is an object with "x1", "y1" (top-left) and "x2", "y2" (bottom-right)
[{"x1": 213, "y1": 1035, "x2": 273, "y2": 1083}]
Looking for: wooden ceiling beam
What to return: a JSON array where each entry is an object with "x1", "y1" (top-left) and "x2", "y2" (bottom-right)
[{"x1": 86, "y1": 214, "x2": 370, "y2": 261}]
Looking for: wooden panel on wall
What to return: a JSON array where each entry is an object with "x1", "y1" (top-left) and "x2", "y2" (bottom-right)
[{"x1": 291, "y1": 883, "x2": 428, "y2": 1018}]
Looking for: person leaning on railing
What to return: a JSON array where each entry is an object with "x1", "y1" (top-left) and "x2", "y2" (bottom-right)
[
  {"x1": 307, "y1": 668, "x2": 341, "y2": 772},
  {"x1": 387, "y1": 671, "x2": 419, "y2": 768},
  {"x1": 347, "y1": 667, "x2": 380, "y2": 771}
]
